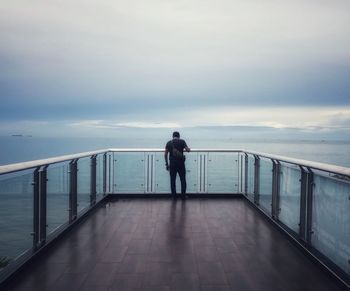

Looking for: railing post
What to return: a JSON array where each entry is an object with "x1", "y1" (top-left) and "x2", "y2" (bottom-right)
[
  {"x1": 39, "y1": 165, "x2": 48, "y2": 244},
  {"x1": 145, "y1": 153, "x2": 149, "y2": 193},
  {"x1": 108, "y1": 154, "x2": 112, "y2": 193},
  {"x1": 299, "y1": 166, "x2": 308, "y2": 242},
  {"x1": 90, "y1": 155, "x2": 97, "y2": 205},
  {"x1": 239, "y1": 154, "x2": 243, "y2": 193},
  {"x1": 271, "y1": 160, "x2": 281, "y2": 220},
  {"x1": 32, "y1": 168, "x2": 40, "y2": 249},
  {"x1": 244, "y1": 153, "x2": 248, "y2": 195},
  {"x1": 69, "y1": 159, "x2": 78, "y2": 222},
  {"x1": 145, "y1": 153, "x2": 155, "y2": 193},
  {"x1": 254, "y1": 155, "x2": 260, "y2": 205},
  {"x1": 103, "y1": 153, "x2": 107, "y2": 195},
  {"x1": 306, "y1": 169, "x2": 314, "y2": 245},
  {"x1": 198, "y1": 153, "x2": 208, "y2": 193}
]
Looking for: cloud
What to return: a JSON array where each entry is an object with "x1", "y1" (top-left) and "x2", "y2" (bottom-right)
[
  {"x1": 65, "y1": 106, "x2": 350, "y2": 131},
  {"x1": 1, "y1": 106, "x2": 350, "y2": 140},
  {"x1": 177, "y1": 106, "x2": 350, "y2": 130},
  {"x1": 1, "y1": 1, "x2": 350, "y2": 106},
  {"x1": 69, "y1": 120, "x2": 181, "y2": 129},
  {"x1": 326, "y1": 113, "x2": 350, "y2": 129},
  {"x1": 0, "y1": 0, "x2": 350, "y2": 136}
]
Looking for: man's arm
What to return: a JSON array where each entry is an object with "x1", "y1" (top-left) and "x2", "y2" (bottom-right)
[
  {"x1": 164, "y1": 148, "x2": 169, "y2": 170},
  {"x1": 183, "y1": 141, "x2": 191, "y2": 152}
]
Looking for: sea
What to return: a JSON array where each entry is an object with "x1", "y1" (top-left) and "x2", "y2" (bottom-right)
[
  {"x1": 0, "y1": 136, "x2": 349, "y2": 263},
  {"x1": 0, "y1": 136, "x2": 349, "y2": 167}
]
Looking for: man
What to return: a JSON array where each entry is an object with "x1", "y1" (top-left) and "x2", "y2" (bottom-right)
[{"x1": 164, "y1": 131, "x2": 191, "y2": 199}]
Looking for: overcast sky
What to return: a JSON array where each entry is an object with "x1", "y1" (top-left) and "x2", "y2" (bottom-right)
[{"x1": 0, "y1": 0, "x2": 350, "y2": 137}]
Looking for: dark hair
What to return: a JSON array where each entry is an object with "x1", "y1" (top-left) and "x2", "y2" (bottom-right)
[{"x1": 172, "y1": 131, "x2": 180, "y2": 138}]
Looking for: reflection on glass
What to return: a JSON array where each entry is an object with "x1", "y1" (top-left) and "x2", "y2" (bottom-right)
[
  {"x1": 207, "y1": 153, "x2": 239, "y2": 193},
  {"x1": 0, "y1": 170, "x2": 33, "y2": 263},
  {"x1": 113, "y1": 153, "x2": 145, "y2": 193},
  {"x1": 239, "y1": 153, "x2": 245, "y2": 193},
  {"x1": 279, "y1": 164, "x2": 301, "y2": 233},
  {"x1": 47, "y1": 163, "x2": 69, "y2": 234},
  {"x1": 182, "y1": 152, "x2": 197, "y2": 193},
  {"x1": 312, "y1": 174, "x2": 350, "y2": 275},
  {"x1": 155, "y1": 152, "x2": 170, "y2": 193},
  {"x1": 259, "y1": 158, "x2": 273, "y2": 214},
  {"x1": 77, "y1": 157, "x2": 91, "y2": 212}
]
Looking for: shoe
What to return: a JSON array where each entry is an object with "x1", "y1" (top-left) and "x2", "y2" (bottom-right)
[{"x1": 181, "y1": 195, "x2": 186, "y2": 200}]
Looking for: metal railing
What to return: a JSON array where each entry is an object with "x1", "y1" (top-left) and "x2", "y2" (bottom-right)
[
  {"x1": 242, "y1": 151, "x2": 350, "y2": 286},
  {"x1": 0, "y1": 148, "x2": 349, "y2": 287}
]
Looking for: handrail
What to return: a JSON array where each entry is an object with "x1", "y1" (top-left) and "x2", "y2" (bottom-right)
[
  {"x1": 0, "y1": 149, "x2": 109, "y2": 175},
  {"x1": 107, "y1": 148, "x2": 243, "y2": 152},
  {"x1": 244, "y1": 150, "x2": 350, "y2": 177},
  {"x1": 0, "y1": 149, "x2": 244, "y2": 175},
  {"x1": 1, "y1": 148, "x2": 349, "y2": 177}
]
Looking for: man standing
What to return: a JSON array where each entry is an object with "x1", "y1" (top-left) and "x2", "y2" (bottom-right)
[{"x1": 164, "y1": 131, "x2": 191, "y2": 199}]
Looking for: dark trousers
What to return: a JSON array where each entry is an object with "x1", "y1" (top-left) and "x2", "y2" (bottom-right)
[{"x1": 169, "y1": 161, "x2": 186, "y2": 196}]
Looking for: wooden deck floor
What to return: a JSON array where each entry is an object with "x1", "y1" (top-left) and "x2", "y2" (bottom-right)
[{"x1": 4, "y1": 198, "x2": 344, "y2": 291}]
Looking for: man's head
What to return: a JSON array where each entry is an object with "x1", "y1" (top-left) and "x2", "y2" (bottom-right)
[{"x1": 172, "y1": 131, "x2": 180, "y2": 138}]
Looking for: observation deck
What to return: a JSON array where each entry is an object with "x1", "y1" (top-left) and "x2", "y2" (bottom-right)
[{"x1": 0, "y1": 149, "x2": 349, "y2": 290}]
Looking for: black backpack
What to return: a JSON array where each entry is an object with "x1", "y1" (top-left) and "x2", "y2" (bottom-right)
[{"x1": 171, "y1": 140, "x2": 185, "y2": 161}]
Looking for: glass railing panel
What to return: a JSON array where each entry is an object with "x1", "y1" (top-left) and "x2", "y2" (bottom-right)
[
  {"x1": 183, "y1": 152, "x2": 198, "y2": 193},
  {"x1": 0, "y1": 170, "x2": 33, "y2": 267},
  {"x1": 311, "y1": 173, "x2": 350, "y2": 275},
  {"x1": 113, "y1": 152, "x2": 145, "y2": 193},
  {"x1": 47, "y1": 162, "x2": 69, "y2": 234},
  {"x1": 207, "y1": 152, "x2": 239, "y2": 193},
  {"x1": 279, "y1": 163, "x2": 301, "y2": 233},
  {"x1": 154, "y1": 152, "x2": 170, "y2": 193},
  {"x1": 246, "y1": 155, "x2": 255, "y2": 201},
  {"x1": 77, "y1": 157, "x2": 91, "y2": 212},
  {"x1": 154, "y1": 152, "x2": 197, "y2": 193},
  {"x1": 259, "y1": 158, "x2": 273, "y2": 215},
  {"x1": 96, "y1": 154, "x2": 104, "y2": 201}
]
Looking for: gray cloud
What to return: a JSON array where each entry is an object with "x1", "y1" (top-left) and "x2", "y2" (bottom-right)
[
  {"x1": 0, "y1": 0, "x2": 350, "y2": 129},
  {"x1": 326, "y1": 113, "x2": 350, "y2": 129}
]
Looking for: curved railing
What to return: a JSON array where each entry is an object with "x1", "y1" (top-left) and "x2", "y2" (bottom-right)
[
  {"x1": 241, "y1": 150, "x2": 350, "y2": 287},
  {"x1": 0, "y1": 149, "x2": 349, "y2": 287}
]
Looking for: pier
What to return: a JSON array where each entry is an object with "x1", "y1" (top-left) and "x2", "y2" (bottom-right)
[{"x1": 0, "y1": 149, "x2": 349, "y2": 290}]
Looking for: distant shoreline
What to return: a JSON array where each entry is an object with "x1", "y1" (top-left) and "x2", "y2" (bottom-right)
[{"x1": 11, "y1": 135, "x2": 32, "y2": 137}]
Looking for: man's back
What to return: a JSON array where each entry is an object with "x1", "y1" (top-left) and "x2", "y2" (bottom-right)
[{"x1": 166, "y1": 138, "x2": 188, "y2": 162}]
